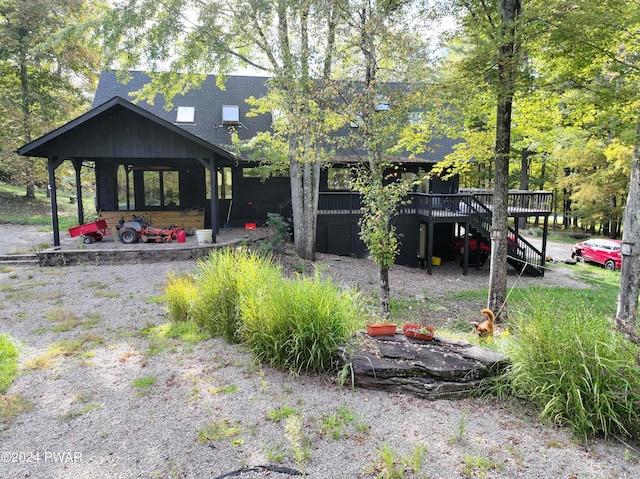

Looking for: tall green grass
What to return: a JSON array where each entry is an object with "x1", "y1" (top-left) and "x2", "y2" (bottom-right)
[
  {"x1": 499, "y1": 285, "x2": 640, "y2": 440},
  {"x1": 240, "y1": 273, "x2": 362, "y2": 374},
  {"x1": 0, "y1": 333, "x2": 19, "y2": 392},
  {"x1": 165, "y1": 248, "x2": 362, "y2": 373}
]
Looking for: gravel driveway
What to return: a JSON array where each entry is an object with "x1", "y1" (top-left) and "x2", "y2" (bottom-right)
[{"x1": 1, "y1": 225, "x2": 638, "y2": 479}]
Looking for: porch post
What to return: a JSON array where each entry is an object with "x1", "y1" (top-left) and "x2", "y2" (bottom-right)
[
  {"x1": 48, "y1": 156, "x2": 61, "y2": 247},
  {"x1": 427, "y1": 221, "x2": 434, "y2": 275},
  {"x1": 71, "y1": 158, "x2": 84, "y2": 225}
]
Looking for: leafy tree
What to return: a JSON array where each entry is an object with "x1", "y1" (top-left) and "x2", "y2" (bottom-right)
[
  {"x1": 438, "y1": 0, "x2": 524, "y2": 316},
  {"x1": 520, "y1": 0, "x2": 640, "y2": 323},
  {"x1": 0, "y1": 0, "x2": 103, "y2": 196},
  {"x1": 331, "y1": 0, "x2": 439, "y2": 318},
  {"x1": 104, "y1": 0, "x2": 344, "y2": 260}
]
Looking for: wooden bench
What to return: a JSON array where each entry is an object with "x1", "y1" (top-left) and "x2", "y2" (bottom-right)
[{"x1": 98, "y1": 210, "x2": 205, "y2": 231}]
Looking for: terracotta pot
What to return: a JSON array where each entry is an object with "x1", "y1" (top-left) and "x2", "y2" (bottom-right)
[
  {"x1": 366, "y1": 323, "x2": 397, "y2": 336},
  {"x1": 402, "y1": 323, "x2": 434, "y2": 341}
]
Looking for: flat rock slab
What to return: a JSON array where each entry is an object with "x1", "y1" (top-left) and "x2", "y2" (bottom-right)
[{"x1": 340, "y1": 332, "x2": 509, "y2": 400}]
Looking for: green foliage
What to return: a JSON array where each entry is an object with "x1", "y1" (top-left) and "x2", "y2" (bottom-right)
[
  {"x1": 498, "y1": 286, "x2": 640, "y2": 440},
  {"x1": 320, "y1": 406, "x2": 355, "y2": 440},
  {"x1": 266, "y1": 405, "x2": 297, "y2": 422},
  {"x1": 258, "y1": 213, "x2": 291, "y2": 254},
  {"x1": 0, "y1": 333, "x2": 19, "y2": 392},
  {"x1": 371, "y1": 443, "x2": 427, "y2": 479},
  {"x1": 240, "y1": 272, "x2": 362, "y2": 374},
  {"x1": 165, "y1": 247, "x2": 362, "y2": 374},
  {"x1": 193, "y1": 248, "x2": 279, "y2": 343},
  {"x1": 0, "y1": 0, "x2": 102, "y2": 194},
  {"x1": 164, "y1": 273, "x2": 198, "y2": 323},
  {"x1": 197, "y1": 419, "x2": 243, "y2": 444}
]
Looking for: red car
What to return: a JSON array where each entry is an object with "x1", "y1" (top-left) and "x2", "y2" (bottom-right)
[
  {"x1": 571, "y1": 238, "x2": 622, "y2": 271},
  {"x1": 454, "y1": 237, "x2": 490, "y2": 256}
]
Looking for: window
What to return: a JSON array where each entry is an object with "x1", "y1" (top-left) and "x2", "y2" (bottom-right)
[
  {"x1": 176, "y1": 106, "x2": 195, "y2": 123},
  {"x1": 218, "y1": 167, "x2": 232, "y2": 199},
  {"x1": 143, "y1": 170, "x2": 180, "y2": 207},
  {"x1": 327, "y1": 168, "x2": 353, "y2": 191},
  {"x1": 222, "y1": 105, "x2": 239, "y2": 124},
  {"x1": 117, "y1": 165, "x2": 135, "y2": 210},
  {"x1": 207, "y1": 167, "x2": 233, "y2": 200}
]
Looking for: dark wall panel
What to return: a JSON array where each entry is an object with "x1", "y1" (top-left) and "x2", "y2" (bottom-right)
[{"x1": 48, "y1": 106, "x2": 217, "y2": 159}]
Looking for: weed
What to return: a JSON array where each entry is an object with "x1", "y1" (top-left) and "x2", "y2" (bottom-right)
[
  {"x1": 94, "y1": 290, "x2": 120, "y2": 298},
  {"x1": 264, "y1": 441, "x2": 288, "y2": 463},
  {"x1": 370, "y1": 443, "x2": 426, "y2": 479},
  {"x1": 285, "y1": 414, "x2": 309, "y2": 471},
  {"x1": 131, "y1": 376, "x2": 156, "y2": 395},
  {"x1": 460, "y1": 454, "x2": 501, "y2": 477},
  {"x1": 45, "y1": 307, "x2": 78, "y2": 323},
  {"x1": 266, "y1": 405, "x2": 297, "y2": 422},
  {"x1": 449, "y1": 408, "x2": 469, "y2": 444},
  {"x1": 60, "y1": 402, "x2": 101, "y2": 421},
  {"x1": 0, "y1": 394, "x2": 33, "y2": 424},
  {"x1": 197, "y1": 419, "x2": 243, "y2": 444},
  {"x1": 24, "y1": 339, "x2": 86, "y2": 369},
  {"x1": 208, "y1": 384, "x2": 237, "y2": 395},
  {"x1": 321, "y1": 406, "x2": 355, "y2": 440},
  {"x1": 146, "y1": 295, "x2": 166, "y2": 304}
]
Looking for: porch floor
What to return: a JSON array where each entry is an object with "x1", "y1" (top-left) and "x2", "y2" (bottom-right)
[{"x1": 0, "y1": 227, "x2": 268, "y2": 267}]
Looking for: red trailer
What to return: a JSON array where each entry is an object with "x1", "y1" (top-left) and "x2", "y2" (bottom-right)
[{"x1": 68, "y1": 219, "x2": 112, "y2": 244}]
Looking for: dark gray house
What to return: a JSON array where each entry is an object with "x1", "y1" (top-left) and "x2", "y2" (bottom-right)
[{"x1": 18, "y1": 71, "x2": 552, "y2": 274}]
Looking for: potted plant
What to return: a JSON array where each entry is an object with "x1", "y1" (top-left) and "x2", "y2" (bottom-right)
[
  {"x1": 366, "y1": 323, "x2": 398, "y2": 336},
  {"x1": 402, "y1": 322, "x2": 434, "y2": 341}
]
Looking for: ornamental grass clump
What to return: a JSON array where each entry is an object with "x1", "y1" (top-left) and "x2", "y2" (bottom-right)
[
  {"x1": 0, "y1": 332, "x2": 19, "y2": 392},
  {"x1": 502, "y1": 291, "x2": 640, "y2": 440},
  {"x1": 240, "y1": 273, "x2": 362, "y2": 374},
  {"x1": 189, "y1": 248, "x2": 280, "y2": 343},
  {"x1": 164, "y1": 273, "x2": 198, "y2": 322}
]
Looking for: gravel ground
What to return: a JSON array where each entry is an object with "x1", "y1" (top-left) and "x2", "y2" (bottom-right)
[{"x1": 1, "y1": 225, "x2": 639, "y2": 479}]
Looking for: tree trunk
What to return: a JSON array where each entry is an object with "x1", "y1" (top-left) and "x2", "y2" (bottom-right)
[
  {"x1": 289, "y1": 145, "x2": 320, "y2": 261},
  {"x1": 289, "y1": 158, "x2": 318, "y2": 263},
  {"x1": 488, "y1": 0, "x2": 522, "y2": 318},
  {"x1": 378, "y1": 265, "x2": 390, "y2": 319},
  {"x1": 488, "y1": 101, "x2": 511, "y2": 317},
  {"x1": 616, "y1": 117, "x2": 640, "y2": 325}
]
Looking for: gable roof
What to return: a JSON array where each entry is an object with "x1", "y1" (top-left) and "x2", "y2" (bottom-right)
[{"x1": 18, "y1": 96, "x2": 236, "y2": 161}]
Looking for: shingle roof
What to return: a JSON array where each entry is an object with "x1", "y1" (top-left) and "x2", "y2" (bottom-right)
[
  {"x1": 94, "y1": 71, "x2": 272, "y2": 149},
  {"x1": 94, "y1": 71, "x2": 458, "y2": 164}
]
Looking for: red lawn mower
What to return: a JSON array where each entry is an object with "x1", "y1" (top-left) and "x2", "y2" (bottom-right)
[{"x1": 117, "y1": 215, "x2": 181, "y2": 244}]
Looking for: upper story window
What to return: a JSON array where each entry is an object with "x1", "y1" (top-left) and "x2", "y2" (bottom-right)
[
  {"x1": 176, "y1": 106, "x2": 195, "y2": 123},
  {"x1": 327, "y1": 168, "x2": 353, "y2": 191},
  {"x1": 222, "y1": 105, "x2": 240, "y2": 124}
]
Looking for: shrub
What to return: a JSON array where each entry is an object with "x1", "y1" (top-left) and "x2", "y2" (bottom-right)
[
  {"x1": 240, "y1": 273, "x2": 362, "y2": 374},
  {"x1": 500, "y1": 291, "x2": 640, "y2": 440},
  {"x1": 164, "y1": 273, "x2": 198, "y2": 322},
  {"x1": 0, "y1": 333, "x2": 19, "y2": 392},
  {"x1": 258, "y1": 213, "x2": 291, "y2": 253}
]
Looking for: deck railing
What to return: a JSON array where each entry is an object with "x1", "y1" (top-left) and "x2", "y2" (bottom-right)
[{"x1": 281, "y1": 190, "x2": 553, "y2": 219}]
